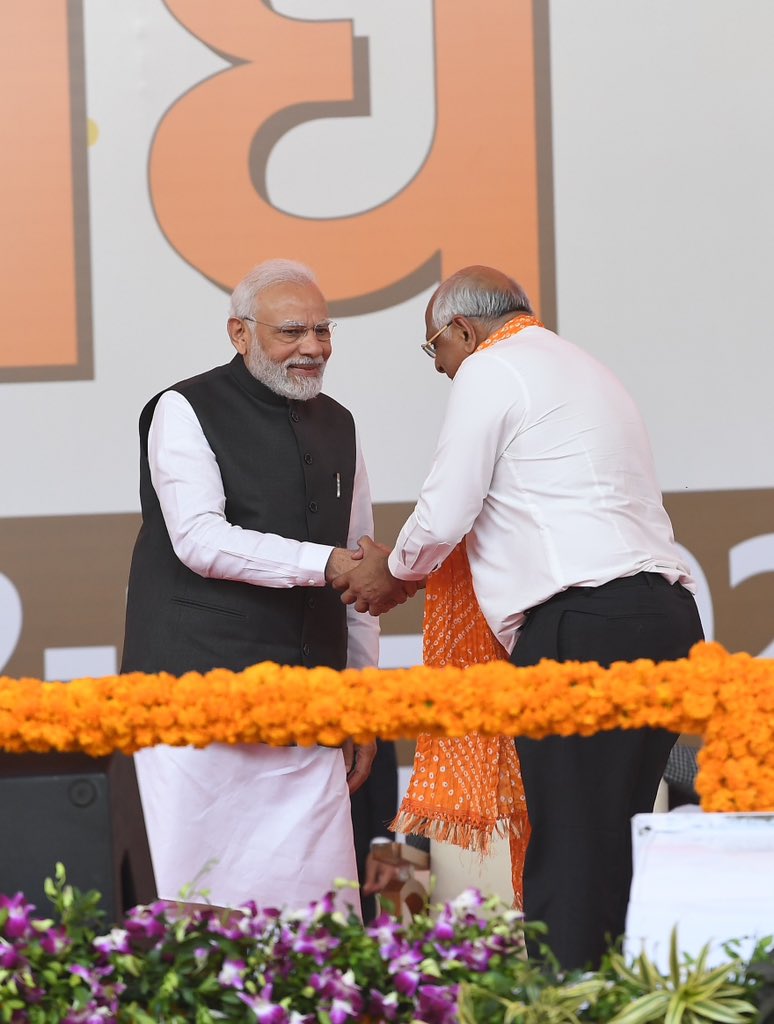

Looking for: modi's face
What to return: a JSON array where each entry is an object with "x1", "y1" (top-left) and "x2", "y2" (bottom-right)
[{"x1": 243, "y1": 281, "x2": 333, "y2": 400}]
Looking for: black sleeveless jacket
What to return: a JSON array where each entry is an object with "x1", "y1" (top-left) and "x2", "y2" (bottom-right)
[{"x1": 121, "y1": 355, "x2": 356, "y2": 675}]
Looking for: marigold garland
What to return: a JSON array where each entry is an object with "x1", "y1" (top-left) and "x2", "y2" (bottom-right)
[{"x1": 1, "y1": 642, "x2": 773, "y2": 813}]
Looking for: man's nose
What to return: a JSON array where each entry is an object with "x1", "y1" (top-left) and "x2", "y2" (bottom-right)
[{"x1": 299, "y1": 329, "x2": 326, "y2": 356}]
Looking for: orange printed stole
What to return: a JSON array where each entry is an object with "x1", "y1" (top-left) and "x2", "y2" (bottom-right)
[{"x1": 391, "y1": 314, "x2": 541, "y2": 906}]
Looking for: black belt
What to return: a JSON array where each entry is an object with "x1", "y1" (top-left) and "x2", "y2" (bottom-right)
[
  {"x1": 526, "y1": 572, "x2": 674, "y2": 615},
  {"x1": 574, "y1": 571, "x2": 673, "y2": 592}
]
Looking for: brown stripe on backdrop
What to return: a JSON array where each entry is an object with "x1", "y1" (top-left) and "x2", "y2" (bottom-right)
[{"x1": 1, "y1": 492, "x2": 773, "y2": 758}]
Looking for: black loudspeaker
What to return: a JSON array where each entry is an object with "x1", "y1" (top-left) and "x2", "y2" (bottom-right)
[{"x1": 0, "y1": 752, "x2": 156, "y2": 923}]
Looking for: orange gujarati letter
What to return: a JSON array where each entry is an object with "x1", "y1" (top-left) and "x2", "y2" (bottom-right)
[
  {"x1": 0, "y1": 1, "x2": 92, "y2": 380},
  {"x1": 151, "y1": 0, "x2": 543, "y2": 315}
]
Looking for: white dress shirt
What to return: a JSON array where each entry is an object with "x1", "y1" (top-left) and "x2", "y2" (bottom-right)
[
  {"x1": 388, "y1": 326, "x2": 693, "y2": 655},
  {"x1": 135, "y1": 386, "x2": 377, "y2": 912}
]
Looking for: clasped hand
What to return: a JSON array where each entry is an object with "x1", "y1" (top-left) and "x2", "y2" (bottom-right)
[{"x1": 331, "y1": 536, "x2": 420, "y2": 616}]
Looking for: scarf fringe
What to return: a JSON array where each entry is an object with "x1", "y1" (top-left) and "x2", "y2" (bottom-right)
[{"x1": 391, "y1": 807, "x2": 514, "y2": 857}]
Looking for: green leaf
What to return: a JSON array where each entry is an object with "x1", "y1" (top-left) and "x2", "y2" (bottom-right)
[
  {"x1": 115, "y1": 953, "x2": 143, "y2": 978},
  {"x1": 695, "y1": 961, "x2": 739, "y2": 984},
  {"x1": 689, "y1": 997, "x2": 758, "y2": 1022},
  {"x1": 693, "y1": 944, "x2": 712, "y2": 978},
  {"x1": 612, "y1": 956, "x2": 650, "y2": 990},
  {"x1": 610, "y1": 990, "x2": 671, "y2": 1024},
  {"x1": 1, "y1": 1000, "x2": 25, "y2": 1013},
  {"x1": 121, "y1": 1007, "x2": 158, "y2": 1024},
  {"x1": 665, "y1": 992, "x2": 687, "y2": 1024},
  {"x1": 30, "y1": 918, "x2": 54, "y2": 932},
  {"x1": 159, "y1": 969, "x2": 181, "y2": 997},
  {"x1": 670, "y1": 929, "x2": 682, "y2": 986},
  {"x1": 638, "y1": 951, "x2": 666, "y2": 990},
  {"x1": 420, "y1": 958, "x2": 443, "y2": 978}
]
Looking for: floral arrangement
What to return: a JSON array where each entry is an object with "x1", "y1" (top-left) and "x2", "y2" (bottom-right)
[
  {"x1": 2, "y1": 642, "x2": 774, "y2": 812},
  {"x1": 2, "y1": 866, "x2": 772, "y2": 1024},
  {"x1": 0, "y1": 867, "x2": 525, "y2": 1023}
]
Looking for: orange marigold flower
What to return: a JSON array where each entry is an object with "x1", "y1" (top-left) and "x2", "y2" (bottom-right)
[{"x1": 2, "y1": 643, "x2": 774, "y2": 810}]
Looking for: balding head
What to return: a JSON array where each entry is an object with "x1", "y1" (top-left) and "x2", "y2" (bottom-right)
[{"x1": 429, "y1": 265, "x2": 533, "y2": 335}]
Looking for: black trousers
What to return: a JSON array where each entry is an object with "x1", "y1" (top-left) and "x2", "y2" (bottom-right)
[
  {"x1": 511, "y1": 573, "x2": 704, "y2": 970},
  {"x1": 350, "y1": 739, "x2": 398, "y2": 922}
]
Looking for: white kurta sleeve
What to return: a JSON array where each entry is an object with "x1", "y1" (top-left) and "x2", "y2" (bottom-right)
[
  {"x1": 388, "y1": 354, "x2": 522, "y2": 581},
  {"x1": 148, "y1": 390, "x2": 334, "y2": 588},
  {"x1": 344, "y1": 431, "x2": 380, "y2": 669}
]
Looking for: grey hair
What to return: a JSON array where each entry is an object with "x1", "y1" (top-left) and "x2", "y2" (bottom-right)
[
  {"x1": 431, "y1": 272, "x2": 533, "y2": 331},
  {"x1": 229, "y1": 259, "x2": 318, "y2": 319}
]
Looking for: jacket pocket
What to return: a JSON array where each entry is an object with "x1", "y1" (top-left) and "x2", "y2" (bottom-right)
[{"x1": 170, "y1": 596, "x2": 247, "y2": 620}]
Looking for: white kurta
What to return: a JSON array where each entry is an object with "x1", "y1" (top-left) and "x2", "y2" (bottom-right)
[
  {"x1": 135, "y1": 744, "x2": 359, "y2": 914},
  {"x1": 134, "y1": 387, "x2": 379, "y2": 914}
]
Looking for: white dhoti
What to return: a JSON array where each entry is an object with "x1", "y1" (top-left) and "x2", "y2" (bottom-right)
[{"x1": 134, "y1": 743, "x2": 359, "y2": 916}]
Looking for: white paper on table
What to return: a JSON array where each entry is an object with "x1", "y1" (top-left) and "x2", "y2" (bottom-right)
[{"x1": 625, "y1": 811, "x2": 774, "y2": 970}]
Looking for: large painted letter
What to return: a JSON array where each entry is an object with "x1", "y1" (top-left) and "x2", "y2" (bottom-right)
[
  {"x1": 150, "y1": 0, "x2": 547, "y2": 315},
  {"x1": 0, "y1": 1, "x2": 92, "y2": 381}
]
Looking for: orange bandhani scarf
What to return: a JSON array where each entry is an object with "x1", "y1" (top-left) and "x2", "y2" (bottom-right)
[{"x1": 390, "y1": 314, "x2": 542, "y2": 906}]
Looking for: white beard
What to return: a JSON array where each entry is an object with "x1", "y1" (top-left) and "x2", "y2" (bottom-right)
[{"x1": 244, "y1": 344, "x2": 325, "y2": 401}]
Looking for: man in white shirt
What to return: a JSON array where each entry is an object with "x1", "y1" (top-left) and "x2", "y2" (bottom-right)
[
  {"x1": 334, "y1": 265, "x2": 704, "y2": 967},
  {"x1": 122, "y1": 259, "x2": 386, "y2": 913}
]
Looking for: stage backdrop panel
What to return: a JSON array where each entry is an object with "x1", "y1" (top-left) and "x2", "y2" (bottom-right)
[
  {"x1": 2, "y1": 491, "x2": 774, "y2": 682},
  {"x1": 1, "y1": 0, "x2": 774, "y2": 681}
]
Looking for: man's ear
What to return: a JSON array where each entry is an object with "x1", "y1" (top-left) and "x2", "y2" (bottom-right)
[
  {"x1": 227, "y1": 316, "x2": 249, "y2": 355},
  {"x1": 452, "y1": 315, "x2": 479, "y2": 354}
]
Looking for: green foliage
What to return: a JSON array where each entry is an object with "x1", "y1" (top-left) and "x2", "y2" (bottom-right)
[
  {"x1": 599, "y1": 929, "x2": 759, "y2": 1024},
  {"x1": 457, "y1": 926, "x2": 772, "y2": 1024},
  {"x1": 739, "y1": 936, "x2": 774, "y2": 1024},
  {"x1": 0, "y1": 863, "x2": 106, "y2": 1024},
  {"x1": 459, "y1": 968, "x2": 606, "y2": 1024},
  {"x1": 1, "y1": 869, "x2": 773, "y2": 1024}
]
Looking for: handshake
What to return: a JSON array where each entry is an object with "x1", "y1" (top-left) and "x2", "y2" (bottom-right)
[{"x1": 324, "y1": 536, "x2": 423, "y2": 616}]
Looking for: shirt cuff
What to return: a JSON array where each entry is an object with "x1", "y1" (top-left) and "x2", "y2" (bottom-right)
[
  {"x1": 388, "y1": 549, "x2": 428, "y2": 582},
  {"x1": 296, "y1": 543, "x2": 334, "y2": 587}
]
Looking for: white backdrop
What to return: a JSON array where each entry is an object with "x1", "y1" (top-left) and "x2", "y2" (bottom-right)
[
  {"x1": 2, "y1": 0, "x2": 773, "y2": 521},
  {"x1": 1, "y1": 1, "x2": 773, "y2": 682}
]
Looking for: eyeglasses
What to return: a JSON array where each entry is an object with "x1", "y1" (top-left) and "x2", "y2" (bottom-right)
[
  {"x1": 243, "y1": 317, "x2": 336, "y2": 343},
  {"x1": 421, "y1": 321, "x2": 453, "y2": 358}
]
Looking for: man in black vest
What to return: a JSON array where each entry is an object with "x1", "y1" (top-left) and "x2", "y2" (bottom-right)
[{"x1": 122, "y1": 259, "x2": 401, "y2": 914}]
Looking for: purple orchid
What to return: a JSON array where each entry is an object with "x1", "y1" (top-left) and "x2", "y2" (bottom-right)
[
  {"x1": 38, "y1": 925, "x2": 71, "y2": 956},
  {"x1": 123, "y1": 902, "x2": 167, "y2": 941},
  {"x1": 62, "y1": 1009, "x2": 116, "y2": 1023},
  {"x1": 366, "y1": 914, "x2": 405, "y2": 958},
  {"x1": 291, "y1": 925, "x2": 341, "y2": 964},
  {"x1": 0, "y1": 943, "x2": 27, "y2": 970},
  {"x1": 416, "y1": 982, "x2": 459, "y2": 1024},
  {"x1": 308, "y1": 967, "x2": 365, "y2": 1015},
  {"x1": 0, "y1": 874, "x2": 540, "y2": 1021},
  {"x1": 68, "y1": 960, "x2": 119, "y2": 1003},
  {"x1": 93, "y1": 928, "x2": 131, "y2": 956},
  {"x1": 217, "y1": 956, "x2": 247, "y2": 989},
  {"x1": 367, "y1": 987, "x2": 400, "y2": 1021},
  {"x1": 237, "y1": 987, "x2": 289, "y2": 1023},
  {"x1": 0, "y1": 893, "x2": 37, "y2": 940}
]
